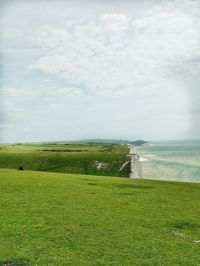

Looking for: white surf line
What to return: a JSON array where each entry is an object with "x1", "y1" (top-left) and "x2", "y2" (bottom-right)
[{"x1": 128, "y1": 144, "x2": 143, "y2": 179}]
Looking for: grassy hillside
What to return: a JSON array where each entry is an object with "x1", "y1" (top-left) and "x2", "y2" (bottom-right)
[
  {"x1": 0, "y1": 143, "x2": 130, "y2": 177},
  {"x1": 0, "y1": 169, "x2": 200, "y2": 265}
]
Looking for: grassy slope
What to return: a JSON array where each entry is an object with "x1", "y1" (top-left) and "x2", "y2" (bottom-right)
[
  {"x1": 0, "y1": 169, "x2": 200, "y2": 265},
  {"x1": 0, "y1": 144, "x2": 130, "y2": 177}
]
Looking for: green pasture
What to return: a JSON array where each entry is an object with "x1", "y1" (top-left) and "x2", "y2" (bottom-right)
[
  {"x1": 0, "y1": 143, "x2": 130, "y2": 177},
  {"x1": 0, "y1": 169, "x2": 200, "y2": 265}
]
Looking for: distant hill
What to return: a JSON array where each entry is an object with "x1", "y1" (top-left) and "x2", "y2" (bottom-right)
[
  {"x1": 129, "y1": 140, "x2": 149, "y2": 146},
  {"x1": 73, "y1": 139, "x2": 149, "y2": 146},
  {"x1": 40, "y1": 139, "x2": 149, "y2": 146}
]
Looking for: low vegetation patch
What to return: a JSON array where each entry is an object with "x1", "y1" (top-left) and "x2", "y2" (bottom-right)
[
  {"x1": 0, "y1": 258, "x2": 29, "y2": 266},
  {"x1": 39, "y1": 149, "x2": 88, "y2": 152},
  {"x1": 171, "y1": 222, "x2": 200, "y2": 230}
]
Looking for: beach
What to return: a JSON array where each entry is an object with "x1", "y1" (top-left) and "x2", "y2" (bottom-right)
[{"x1": 137, "y1": 140, "x2": 200, "y2": 183}]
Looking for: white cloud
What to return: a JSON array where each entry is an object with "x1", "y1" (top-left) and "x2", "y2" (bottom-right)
[
  {"x1": 99, "y1": 13, "x2": 129, "y2": 37},
  {"x1": 28, "y1": 1, "x2": 200, "y2": 139},
  {"x1": 32, "y1": 2, "x2": 200, "y2": 98}
]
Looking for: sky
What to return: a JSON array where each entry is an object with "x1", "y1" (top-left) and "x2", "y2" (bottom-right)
[{"x1": 0, "y1": 0, "x2": 200, "y2": 143}]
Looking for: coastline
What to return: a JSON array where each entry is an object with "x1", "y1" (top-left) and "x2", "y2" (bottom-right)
[{"x1": 137, "y1": 140, "x2": 200, "y2": 183}]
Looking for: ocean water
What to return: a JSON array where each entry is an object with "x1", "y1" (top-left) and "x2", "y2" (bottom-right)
[{"x1": 137, "y1": 140, "x2": 200, "y2": 183}]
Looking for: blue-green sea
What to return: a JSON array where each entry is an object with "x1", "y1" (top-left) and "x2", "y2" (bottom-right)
[{"x1": 137, "y1": 140, "x2": 200, "y2": 183}]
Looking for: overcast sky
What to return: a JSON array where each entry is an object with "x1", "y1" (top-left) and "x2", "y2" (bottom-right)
[{"x1": 0, "y1": 0, "x2": 200, "y2": 143}]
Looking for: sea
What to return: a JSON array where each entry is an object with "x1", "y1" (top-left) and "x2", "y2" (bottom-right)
[{"x1": 137, "y1": 140, "x2": 200, "y2": 183}]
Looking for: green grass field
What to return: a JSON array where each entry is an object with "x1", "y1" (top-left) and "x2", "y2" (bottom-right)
[
  {"x1": 0, "y1": 169, "x2": 200, "y2": 266},
  {"x1": 0, "y1": 143, "x2": 130, "y2": 177}
]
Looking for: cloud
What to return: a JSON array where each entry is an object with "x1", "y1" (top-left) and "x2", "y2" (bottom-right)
[
  {"x1": 28, "y1": 1, "x2": 200, "y2": 139},
  {"x1": 99, "y1": 13, "x2": 129, "y2": 34},
  {"x1": 32, "y1": 2, "x2": 200, "y2": 98}
]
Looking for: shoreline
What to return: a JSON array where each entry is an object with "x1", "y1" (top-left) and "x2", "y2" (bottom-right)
[{"x1": 128, "y1": 144, "x2": 143, "y2": 179}]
